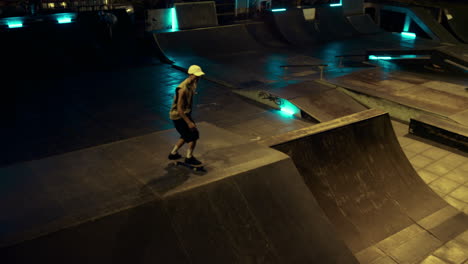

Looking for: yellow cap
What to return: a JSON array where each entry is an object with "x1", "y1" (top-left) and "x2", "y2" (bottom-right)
[{"x1": 188, "y1": 65, "x2": 205, "y2": 76}]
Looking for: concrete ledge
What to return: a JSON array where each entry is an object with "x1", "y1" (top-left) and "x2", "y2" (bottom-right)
[{"x1": 409, "y1": 115, "x2": 468, "y2": 153}]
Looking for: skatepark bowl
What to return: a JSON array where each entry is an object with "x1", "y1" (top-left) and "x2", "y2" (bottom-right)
[{"x1": 1, "y1": 0, "x2": 468, "y2": 263}]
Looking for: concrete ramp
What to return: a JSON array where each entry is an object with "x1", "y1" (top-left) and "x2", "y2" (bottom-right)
[
  {"x1": 346, "y1": 14, "x2": 383, "y2": 35},
  {"x1": 380, "y1": 5, "x2": 459, "y2": 44},
  {"x1": 409, "y1": 6, "x2": 459, "y2": 44},
  {"x1": 156, "y1": 24, "x2": 264, "y2": 60},
  {"x1": 268, "y1": 8, "x2": 321, "y2": 46},
  {"x1": 244, "y1": 22, "x2": 288, "y2": 48},
  {"x1": 268, "y1": 7, "x2": 359, "y2": 46},
  {"x1": 432, "y1": 45, "x2": 468, "y2": 73},
  {"x1": 153, "y1": 23, "x2": 293, "y2": 87},
  {"x1": 315, "y1": 7, "x2": 359, "y2": 41},
  {"x1": 444, "y1": 7, "x2": 468, "y2": 43},
  {"x1": 232, "y1": 80, "x2": 366, "y2": 122},
  {"x1": 175, "y1": 1, "x2": 218, "y2": 30},
  {"x1": 259, "y1": 109, "x2": 465, "y2": 253},
  {"x1": 410, "y1": 114, "x2": 468, "y2": 153},
  {"x1": 272, "y1": 80, "x2": 366, "y2": 122},
  {"x1": 0, "y1": 123, "x2": 357, "y2": 263}
]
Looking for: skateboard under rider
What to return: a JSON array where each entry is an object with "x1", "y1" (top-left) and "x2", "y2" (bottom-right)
[{"x1": 172, "y1": 158, "x2": 205, "y2": 172}]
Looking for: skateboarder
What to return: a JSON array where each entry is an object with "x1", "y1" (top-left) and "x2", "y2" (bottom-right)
[{"x1": 168, "y1": 65, "x2": 205, "y2": 166}]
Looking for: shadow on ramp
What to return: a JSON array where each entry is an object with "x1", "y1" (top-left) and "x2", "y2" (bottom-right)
[{"x1": 260, "y1": 109, "x2": 453, "y2": 253}]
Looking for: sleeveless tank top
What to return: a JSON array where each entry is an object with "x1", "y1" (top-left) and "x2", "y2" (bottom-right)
[{"x1": 169, "y1": 78, "x2": 196, "y2": 120}]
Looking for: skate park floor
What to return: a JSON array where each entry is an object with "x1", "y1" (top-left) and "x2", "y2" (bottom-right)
[
  {"x1": 2, "y1": 15, "x2": 468, "y2": 264},
  {"x1": 3, "y1": 55, "x2": 468, "y2": 263}
]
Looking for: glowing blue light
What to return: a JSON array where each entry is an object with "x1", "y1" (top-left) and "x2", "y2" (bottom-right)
[
  {"x1": 403, "y1": 16, "x2": 411, "y2": 32},
  {"x1": 57, "y1": 17, "x2": 72, "y2": 24},
  {"x1": 401, "y1": 32, "x2": 416, "y2": 38},
  {"x1": 271, "y1": 8, "x2": 286, "y2": 12},
  {"x1": 171, "y1": 7, "x2": 178, "y2": 31},
  {"x1": 399, "y1": 55, "x2": 418, "y2": 59},
  {"x1": 8, "y1": 22, "x2": 23, "y2": 28},
  {"x1": 280, "y1": 107, "x2": 295, "y2": 115},
  {"x1": 53, "y1": 13, "x2": 76, "y2": 24},
  {"x1": 369, "y1": 54, "x2": 429, "y2": 61},
  {"x1": 330, "y1": 0, "x2": 342, "y2": 7},
  {"x1": 369, "y1": 55, "x2": 393, "y2": 60},
  {"x1": 279, "y1": 100, "x2": 300, "y2": 117}
]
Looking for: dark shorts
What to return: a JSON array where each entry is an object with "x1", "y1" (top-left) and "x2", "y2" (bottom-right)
[{"x1": 173, "y1": 115, "x2": 199, "y2": 143}]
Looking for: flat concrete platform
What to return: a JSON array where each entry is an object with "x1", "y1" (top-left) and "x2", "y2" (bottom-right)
[
  {"x1": 275, "y1": 80, "x2": 367, "y2": 122},
  {"x1": 0, "y1": 122, "x2": 357, "y2": 263},
  {"x1": 0, "y1": 122, "x2": 280, "y2": 246},
  {"x1": 327, "y1": 67, "x2": 468, "y2": 125},
  {"x1": 233, "y1": 80, "x2": 366, "y2": 122}
]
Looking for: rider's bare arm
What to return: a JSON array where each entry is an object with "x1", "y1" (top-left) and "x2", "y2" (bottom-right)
[{"x1": 177, "y1": 88, "x2": 196, "y2": 129}]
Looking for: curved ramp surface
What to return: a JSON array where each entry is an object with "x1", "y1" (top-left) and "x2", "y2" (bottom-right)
[
  {"x1": 244, "y1": 22, "x2": 289, "y2": 48},
  {"x1": 315, "y1": 7, "x2": 359, "y2": 41},
  {"x1": 154, "y1": 24, "x2": 290, "y2": 87},
  {"x1": 154, "y1": 24, "x2": 324, "y2": 89},
  {"x1": 260, "y1": 109, "x2": 455, "y2": 253},
  {"x1": 268, "y1": 8, "x2": 321, "y2": 46},
  {"x1": 153, "y1": 14, "x2": 442, "y2": 89},
  {"x1": 269, "y1": 7, "x2": 360, "y2": 46},
  {"x1": 445, "y1": 7, "x2": 468, "y2": 43},
  {"x1": 347, "y1": 14, "x2": 383, "y2": 35},
  {"x1": 0, "y1": 123, "x2": 357, "y2": 264},
  {"x1": 380, "y1": 5, "x2": 459, "y2": 44},
  {"x1": 410, "y1": 6, "x2": 459, "y2": 44},
  {"x1": 156, "y1": 24, "x2": 264, "y2": 59}
]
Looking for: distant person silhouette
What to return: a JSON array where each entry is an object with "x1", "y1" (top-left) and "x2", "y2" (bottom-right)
[{"x1": 98, "y1": 11, "x2": 118, "y2": 41}]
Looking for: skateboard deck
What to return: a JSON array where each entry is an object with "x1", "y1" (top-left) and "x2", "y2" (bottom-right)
[{"x1": 172, "y1": 160, "x2": 205, "y2": 172}]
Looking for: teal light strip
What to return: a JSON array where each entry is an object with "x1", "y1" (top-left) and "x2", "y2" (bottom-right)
[
  {"x1": 401, "y1": 32, "x2": 416, "y2": 38},
  {"x1": 403, "y1": 15, "x2": 411, "y2": 32},
  {"x1": 8, "y1": 22, "x2": 23, "y2": 28},
  {"x1": 271, "y1": 8, "x2": 286, "y2": 12},
  {"x1": 330, "y1": 0, "x2": 342, "y2": 7},
  {"x1": 54, "y1": 13, "x2": 76, "y2": 24},
  {"x1": 369, "y1": 54, "x2": 429, "y2": 60},
  {"x1": 171, "y1": 7, "x2": 178, "y2": 31},
  {"x1": 369, "y1": 55, "x2": 392, "y2": 60},
  {"x1": 399, "y1": 55, "x2": 418, "y2": 59},
  {"x1": 57, "y1": 17, "x2": 72, "y2": 24}
]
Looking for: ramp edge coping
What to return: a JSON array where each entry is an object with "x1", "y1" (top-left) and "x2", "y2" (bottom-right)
[{"x1": 258, "y1": 109, "x2": 387, "y2": 147}]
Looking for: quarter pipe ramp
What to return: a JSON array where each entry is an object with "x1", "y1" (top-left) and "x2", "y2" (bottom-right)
[{"x1": 260, "y1": 109, "x2": 464, "y2": 253}]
